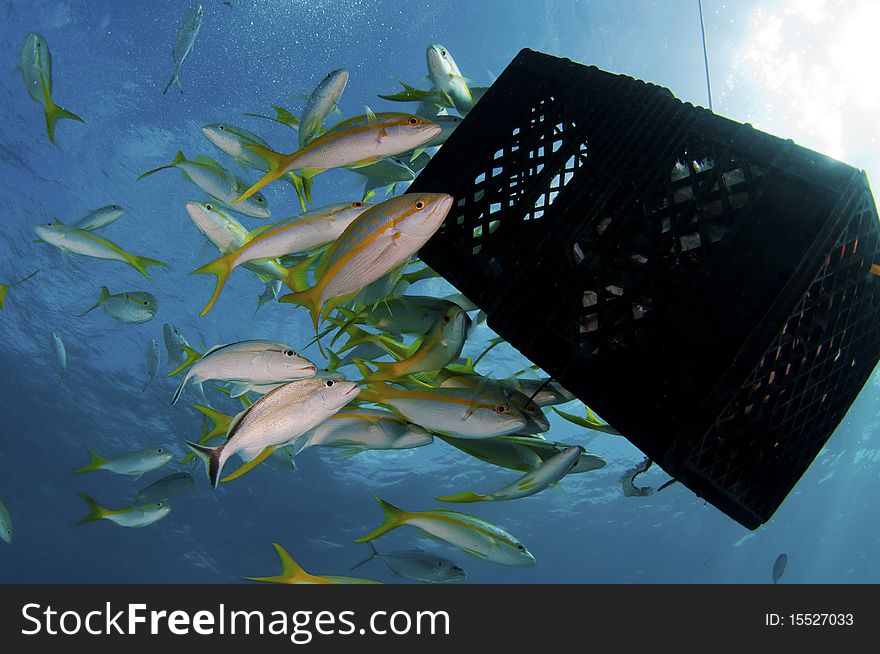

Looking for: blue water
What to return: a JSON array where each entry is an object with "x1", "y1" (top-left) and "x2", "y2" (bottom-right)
[{"x1": 1, "y1": 0, "x2": 879, "y2": 583}]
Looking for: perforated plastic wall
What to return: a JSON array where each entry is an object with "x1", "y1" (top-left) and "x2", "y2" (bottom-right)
[{"x1": 410, "y1": 49, "x2": 880, "y2": 528}]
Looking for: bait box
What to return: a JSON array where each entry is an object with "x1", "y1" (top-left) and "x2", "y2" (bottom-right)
[{"x1": 409, "y1": 49, "x2": 880, "y2": 529}]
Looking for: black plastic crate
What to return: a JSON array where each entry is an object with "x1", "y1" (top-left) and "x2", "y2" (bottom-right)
[{"x1": 409, "y1": 49, "x2": 880, "y2": 529}]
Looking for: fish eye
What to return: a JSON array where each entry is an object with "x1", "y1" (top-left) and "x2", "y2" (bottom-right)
[
  {"x1": 440, "y1": 49, "x2": 447, "y2": 57},
  {"x1": 496, "y1": 404, "x2": 509, "y2": 414},
  {"x1": 256, "y1": 195, "x2": 265, "y2": 203},
  {"x1": 526, "y1": 404, "x2": 537, "y2": 414},
  {"x1": 325, "y1": 379, "x2": 335, "y2": 387},
  {"x1": 284, "y1": 349, "x2": 294, "y2": 356},
  {"x1": 352, "y1": 201, "x2": 363, "y2": 208},
  {"x1": 157, "y1": 448, "x2": 164, "y2": 453},
  {"x1": 143, "y1": 300, "x2": 149, "y2": 306},
  {"x1": 205, "y1": 203, "x2": 213, "y2": 210},
  {"x1": 218, "y1": 125, "x2": 225, "y2": 130},
  {"x1": 517, "y1": 544, "x2": 525, "y2": 551},
  {"x1": 407, "y1": 117, "x2": 420, "y2": 126},
  {"x1": 443, "y1": 315, "x2": 451, "y2": 323},
  {"x1": 415, "y1": 200, "x2": 426, "y2": 209}
]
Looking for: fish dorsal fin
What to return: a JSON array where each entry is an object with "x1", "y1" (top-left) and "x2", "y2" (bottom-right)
[
  {"x1": 226, "y1": 406, "x2": 250, "y2": 438},
  {"x1": 194, "y1": 154, "x2": 226, "y2": 173},
  {"x1": 245, "y1": 223, "x2": 274, "y2": 241},
  {"x1": 365, "y1": 106, "x2": 378, "y2": 123},
  {"x1": 203, "y1": 343, "x2": 227, "y2": 357},
  {"x1": 512, "y1": 444, "x2": 544, "y2": 470}
]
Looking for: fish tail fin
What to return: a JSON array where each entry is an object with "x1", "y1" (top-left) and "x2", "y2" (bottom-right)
[
  {"x1": 434, "y1": 490, "x2": 487, "y2": 503},
  {"x1": 162, "y1": 74, "x2": 174, "y2": 95},
  {"x1": 122, "y1": 253, "x2": 168, "y2": 281},
  {"x1": 193, "y1": 404, "x2": 232, "y2": 434},
  {"x1": 236, "y1": 145, "x2": 295, "y2": 203},
  {"x1": 192, "y1": 251, "x2": 238, "y2": 316},
  {"x1": 171, "y1": 370, "x2": 195, "y2": 406},
  {"x1": 354, "y1": 496, "x2": 408, "y2": 543},
  {"x1": 288, "y1": 173, "x2": 308, "y2": 212},
  {"x1": 77, "y1": 286, "x2": 110, "y2": 317},
  {"x1": 137, "y1": 150, "x2": 186, "y2": 181},
  {"x1": 279, "y1": 254, "x2": 316, "y2": 294},
  {"x1": 354, "y1": 382, "x2": 394, "y2": 406},
  {"x1": 75, "y1": 447, "x2": 107, "y2": 473},
  {"x1": 355, "y1": 358, "x2": 402, "y2": 384},
  {"x1": 76, "y1": 493, "x2": 107, "y2": 525},
  {"x1": 243, "y1": 543, "x2": 308, "y2": 584},
  {"x1": 278, "y1": 286, "x2": 324, "y2": 354},
  {"x1": 44, "y1": 96, "x2": 84, "y2": 145},
  {"x1": 167, "y1": 345, "x2": 202, "y2": 377},
  {"x1": 325, "y1": 347, "x2": 342, "y2": 371},
  {"x1": 184, "y1": 440, "x2": 225, "y2": 488},
  {"x1": 350, "y1": 542, "x2": 380, "y2": 571}
]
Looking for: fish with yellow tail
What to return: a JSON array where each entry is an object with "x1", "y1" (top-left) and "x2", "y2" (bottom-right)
[
  {"x1": 440, "y1": 434, "x2": 606, "y2": 475},
  {"x1": 138, "y1": 151, "x2": 271, "y2": 219},
  {"x1": 186, "y1": 201, "x2": 300, "y2": 300},
  {"x1": 192, "y1": 201, "x2": 371, "y2": 316},
  {"x1": 34, "y1": 223, "x2": 167, "y2": 280},
  {"x1": 355, "y1": 305, "x2": 470, "y2": 383},
  {"x1": 232, "y1": 113, "x2": 441, "y2": 205},
  {"x1": 356, "y1": 497, "x2": 535, "y2": 566},
  {"x1": 78, "y1": 286, "x2": 158, "y2": 324},
  {"x1": 245, "y1": 543, "x2": 380, "y2": 585},
  {"x1": 178, "y1": 404, "x2": 233, "y2": 463},
  {"x1": 75, "y1": 446, "x2": 172, "y2": 479},
  {"x1": 0, "y1": 270, "x2": 39, "y2": 311},
  {"x1": 279, "y1": 194, "x2": 453, "y2": 351},
  {"x1": 185, "y1": 377, "x2": 359, "y2": 487},
  {"x1": 357, "y1": 382, "x2": 528, "y2": 439},
  {"x1": 77, "y1": 494, "x2": 170, "y2": 528},
  {"x1": 436, "y1": 445, "x2": 583, "y2": 503},
  {"x1": 16, "y1": 33, "x2": 84, "y2": 144},
  {"x1": 168, "y1": 340, "x2": 317, "y2": 406}
]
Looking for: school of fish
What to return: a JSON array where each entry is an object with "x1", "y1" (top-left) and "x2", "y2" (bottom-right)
[{"x1": 1, "y1": 4, "x2": 632, "y2": 584}]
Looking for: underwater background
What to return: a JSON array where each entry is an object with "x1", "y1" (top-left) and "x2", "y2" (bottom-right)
[{"x1": 1, "y1": 0, "x2": 879, "y2": 583}]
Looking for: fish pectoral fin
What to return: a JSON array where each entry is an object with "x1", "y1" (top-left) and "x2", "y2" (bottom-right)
[
  {"x1": 227, "y1": 382, "x2": 254, "y2": 398},
  {"x1": 333, "y1": 447, "x2": 365, "y2": 461}
]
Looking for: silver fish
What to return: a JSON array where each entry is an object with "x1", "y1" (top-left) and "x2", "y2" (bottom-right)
[
  {"x1": 186, "y1": 377, "x2": 360, "y2": 486},
  {"x1": 163, "y1": 323, "x2": 209, "y2": 405},
  {"x1": 0, "y1": 499, "x2": 11, "y2": 544},
  {"x1": 144, "y1": 338, "x2": 160, "y2": 389},
  {"x1": 78, "y1": 494, "x2": 170, "y2": 528},
  {"x1": 171, "y1": 340, "x2": 317, "y2": 406},
  {"x1": 436, "y1": 445, "x2": 583, "y2": 503},
  {"x1": 772, "y1": 553, "x2": 788, "y2": 584},
  {"x1": 79, "y1": 286, "x2": 158, "y2": 324},
  {"x1": 17, "y1": 33, "x2": 84, "y2": 144},
  {"x1": 135, "y1": 472, "x2": 196, "y2": 505},
  {"x1": 295, "y1": 407, "x2": 434, "y2": 459},
  {"x1": 300, "y1": 69, "x2": 349, "y2": 147},
  {"x1": 164, "y1": 3, "x2": 203, "y2": 94},
  {"x1": 351, "y1": 544, "x2": 466, "y2": 583},
  {"x1": 73, "y1": 205, "x2": 125, "y2": 231},
  {"x1": 76, "y1": 446, "x2": 172, "y2": 478},
  {"x1": 52, "y1": 331, "x2": 66, "y2": 379}
]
